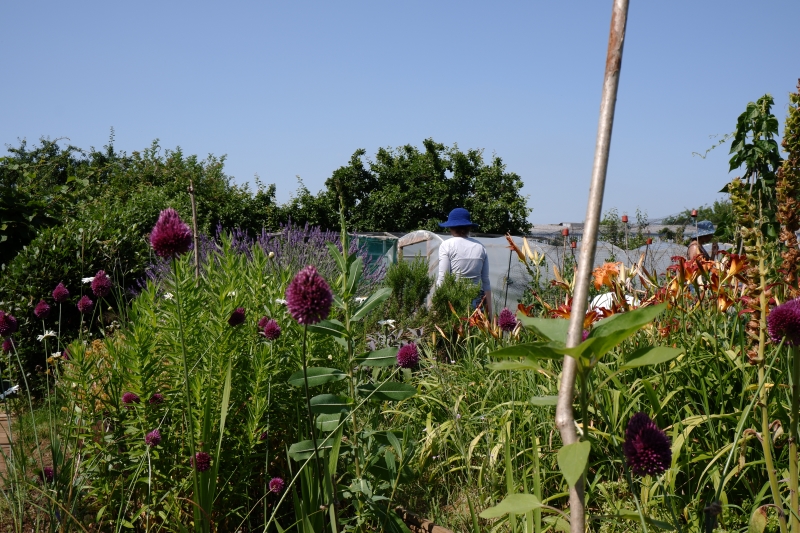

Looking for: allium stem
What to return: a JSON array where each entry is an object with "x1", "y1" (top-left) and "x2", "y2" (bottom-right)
[
  {"x1": 790, "y1": 345, "x2": 800, "y2": 533},
  {"x1": 172, "y1": 258, "x2": 203, "y2": 533},
  {"x1": 300, "y1": 325, "x2": 326, "y2": 527}
]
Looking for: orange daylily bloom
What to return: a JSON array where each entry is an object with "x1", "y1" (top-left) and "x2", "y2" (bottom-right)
[
  {"x1": 717, "y1": 293, "x2": 735, "y2": 312},
  {"x1": 505, "y1": 233, "x2": 526, "y2": 263},
  {"x1": 592, "y1": 262, "x2": 621, "y2": 290}
]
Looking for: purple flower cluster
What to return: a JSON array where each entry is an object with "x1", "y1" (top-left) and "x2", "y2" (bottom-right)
[
  {"x1": 0, "y1": 312, "x2": 19, "y2": 336},
  {"x1": 285, "y1": 266, "x2": 333, "y2": 325},
  {"x1": 397, "y1": 343, "x2": 419, "y2": 369},
  {"x1": 269, "y1": 477, "x2": 285, "y2": 494},
  {"x1": 498, "y1": 308, "x2": 517, "y2": 332},
  {"x1": 194, "y1": 451, "x2": 212, "y2": 472},
  {"x1": 149, "y1": 393, "x2": 164, "y2": 405},
  {"x1": 42, "y1": 467, "x2": 54, "y2": 483},
  {"x1": 34, "y1": 300, "x2": 51, "y2": 319},
  {"x1": 91, "y1": 270, "x2": 113, "y2": 298},
  {"x1": 145, "y1": 429, "x2": 162, "y2": 447},
  {"x1": 122, "y1": 392, "x2": 141, "y2": 406},
  {"x1": 52, "y1": 283, "x2": 70, "y2": 303},
  {"x1": 2, "y1": 338, "x2": 12, "y2": 354},
  {"x1": 150, "y1": 208, "x2": 193, "y2": 259},
  {"x1": 767, "y1": 298, "x2": 800, "y2": 346},
  {"x1": 623, "y1": 412, "x2": 672, "y2": 477},
  {"x1": 228, "y1": 307, "x2": 246, "y2": 327},
  {"x1": 259, "y1": 318, "x2": 281, "y2": 340},
  {"x1": 77, "y1": 296, "x2": 94, "y2": 314}
]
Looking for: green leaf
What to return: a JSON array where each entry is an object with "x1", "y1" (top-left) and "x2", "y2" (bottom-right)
[
  {"x1": 357, "y1": 382, "x2": 417, "y2": 401},
  {"x1": 557, "y1": 440, "x2": 591, "y2": 487},
  {"x1": 351, "y1": 287, "x2": 392, "y2": 322},
  {"x1": 529, "y1": 396, "x2": 558, "y2": 407},
  {"x1": 479, "y1": 493, "x2": 543, "y2": 519},
  {"x1": 287, "y1": 367, "x2": 347, "y2": 388},
  {"x1": 613, "y1": 509, "x2": 675, "y2": 530},
  {"x1": 488, "y1": 342, "x2": 567, "y2": 361},
  {"x1": 355, "y1": 346, "x2": 398, "y2": 367},
  {"x1": 621, "y1": 346, "x2": 683, "y2": 369},
  {"x1": 346, "y1": 256, "x2": 364, "y2": 297},
  {"x1": 326, "y1": 242, "x2": 346, "y2": 273},
  {"x1": 307, "y1": 319, "x2": 349, "y2": 340},
  {"x1": 487, "y1": 360, "x2": 541, "y2": 371},
  {"x1": 587, "y1": 303, "x2": 667, "y2": 359},
  {"x1": 288, "y1": 435, "x2": 341, "y2": 461},
  {"x1": 316, "y1": 413, "x2": 342, "y2": 432},
  {"x1": 749, "y1": 506, "x2": 768, "y2": 533},
  {"x1": 309, "y1": 394, "x2": 352, "y2": 414},
  {"x1": 518, "y1": 316, "x2": 569, "y2": 342}
]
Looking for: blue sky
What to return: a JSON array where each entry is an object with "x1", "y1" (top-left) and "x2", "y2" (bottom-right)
[{"x1": 3, "y1": 1, "x2": 799, "y2": 224}]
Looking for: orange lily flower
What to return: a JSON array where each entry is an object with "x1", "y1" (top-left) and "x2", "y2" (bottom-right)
[{"x1": 592, "y1": 262, "x2": 621, "y2": 290}]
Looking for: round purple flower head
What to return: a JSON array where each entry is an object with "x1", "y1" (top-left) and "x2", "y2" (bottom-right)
[
  {"x1": 150, "y1": 208, "x2": 193, "y2": 259},
  {"x1": 194, "y1": 451, "x2": 212, "y2": 472},
  {"x1": 77, "y1": 296, "x2": 94, "y2": 314},
  {"x1": 269, "y1": 477, "x2": 285, "y2": 494},
  {"x1": 228, "y1": 307, "x2": 246, "y2": 327},
  {"x1": 623, "y1": 412, "x2": 672, "y2": 477},
  {"x1": 285, "y1": 266, "x2": 333, "y2": 325},
  {"x1": 767, "y1": 298, "x2": 800, "y2": 346},
  {"x1": 122, "y1": 392, "x2": 141, "y2": 406},
  {"x1": 0, "y1": 312, "x2": 19, "y2": 336},
  {"x1": 2, "y1": 337, "x2": 12, "y2": 354},
  {"x1": 262, "y1": 319, "x2": 281, "y2": 340},
  {"x1": 61, "y1": 348, "x2": 70, "y2": 361},
  {"x1": 34, "y1": 300, "x2": 51, "y2": 320},
  {"x1": 52, "y1": 283, "x2": 70, "y2": 303},
  {"x1": 397, "y1": 343, "x2": 419, "y2": 369},
  {"x1": 42, "y1": 466, "x2": 54, "y2": 483},
  {"x1": 149, "y1": 393, "x2": 164, "y2": 405},
  {"x1": 145, "y1": 429, "x2": 162, "y2": 447},
  {"x1": 498, "y1": 308, "x2": 517, "y2": 332},
  {"x1": 582, "y1": 329, "x2": 591, "y2": 342},
  {"x1": 91, "y1": 270, "x2": 113, "y2": 298}
]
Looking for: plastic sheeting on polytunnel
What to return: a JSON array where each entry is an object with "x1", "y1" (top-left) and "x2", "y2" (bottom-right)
[{"x1": 397, "y1": 231, "x2": 732, "y2": 309}]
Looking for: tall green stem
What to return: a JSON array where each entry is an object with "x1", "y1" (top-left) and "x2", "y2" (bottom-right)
[
  {"x1": 172, "y1": 258, "x2": 202, "y2": 532},
  {"x1": 790, "y1": 345, "x2": 800, "y2": 533},
  {"x1": 300, "y1": 325, "x2": 327, "y2": 531}
]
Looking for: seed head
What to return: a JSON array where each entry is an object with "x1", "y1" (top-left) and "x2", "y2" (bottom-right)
[
  {"x1": 767, "y1": 298, "x2": 800, "y2": 346},
  {"x1": 52, "y1": 283, "x2": 70, "y2": 303},
  {"x1": 623, "y1": 412, "x2": 672, "y2": 477},
  {"x1": 145, "y1": 429, "x2": 162, "y2": 447},
  {"x1": 77, "y1": 296, "x2": 94, "y2": 314},
  {"x1": 0, "y1": 312, "x2": 19, "y2": 336},
  {"x1": 269, "y1": 477, "x2": 285, "y2": 493},
  {"x1": 285, "y1": 266, "x2": 333, "y2": 325},
  {"x1": 91, "y1": 270, "x2": 113, "y2": 298},
  {"x1": 228, "y1": 307, "x2": 246, "y2": 327},
  {"x1": 498, "y1": 308, "x2": 517, "y2": 332},
  {"x1": 397, "y1": 343, "x2": 419, "y2": 369},
  {"x1": 194, "y1": 452, "x2": 212, "y2": 472},
  {"x1": 150, "y1": 208, "x2": 193, "y2": 258},
  {"x1": 34, "y1": 300, "x2": 51, "y2": 319}
]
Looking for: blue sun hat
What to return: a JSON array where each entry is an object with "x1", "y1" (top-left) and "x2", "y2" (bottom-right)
[
  {"x1": 438, "y1": 208, "x2": 479, "y2": 228},
  {"x1": 692, "y1": 220, "x2": 715, "y2": 238}
]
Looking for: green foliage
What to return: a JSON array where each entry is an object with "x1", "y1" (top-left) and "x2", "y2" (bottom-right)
[
  {"x1": 430, "y1": 273, "x2": 480, "y2": 328},
  {"x1": 384, "y1": 256, "x2": 434, "y2": 322},
  {"x1": 663, "y1": 200, "x2": 735, "y2": 242}
]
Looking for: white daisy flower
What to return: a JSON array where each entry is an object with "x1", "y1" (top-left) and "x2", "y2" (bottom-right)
[
  {"x1": 378, "y1": 319, "x2": 397, "y2": 328},
  {"x1": 227, "y1": 291, "x2": 237, "y2": 298},
  {"x1": 354, "y1": 296, "x2": 367, "y2": 304},
  {"x1": 81, "y1": 277, "x2": 95, "y2": 284},
  {"x1": 163, "y1": 292, "x2": 174, "y2": 300},
  {"x1": 37, "y1": 330, "x2": 57, "y2": 342},
  {"x1": 275, "y1": 298, "x2": 287, "y2": 305}
]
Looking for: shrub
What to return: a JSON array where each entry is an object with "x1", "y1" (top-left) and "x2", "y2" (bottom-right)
[{"x1": 384, "y1": 255, "x2": 433, "y2": 322}]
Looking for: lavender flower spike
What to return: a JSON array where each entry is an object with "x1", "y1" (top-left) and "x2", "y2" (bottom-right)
[{"x1": 150, "y1": 208, "x2": 193, "y2": 258}]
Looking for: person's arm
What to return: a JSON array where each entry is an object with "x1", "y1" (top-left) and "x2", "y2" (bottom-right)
[
  {"x1": 437, "y1": 242, "x2": 450, "y2": 287},
  {"x1": 481, "y1": 249, "x2": 492, "y2": 318}
]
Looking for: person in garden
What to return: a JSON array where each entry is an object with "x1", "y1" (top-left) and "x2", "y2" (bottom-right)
[
  {"x1": 687, "y1": 220, "x2": 717, "y2": 260},
  {"x1": 436, "y1": 207, "x2": 492, "y2": 317}
]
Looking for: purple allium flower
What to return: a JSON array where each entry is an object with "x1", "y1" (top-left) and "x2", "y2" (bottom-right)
[
  {"x1": 149, "y1": 393, "x2": 164, "y2": 405},
  {"x1": 61, "y1": 348, "x2": 70, "y2": 361},
  {"x1": 582, "y1": 329, "x2": 590, "y2": 341},
  {"x1": 285, "y1": 265, "x2": 333, "y2": 325},
  {"x1": 91, "y1": 270, "x2": 113, "y2": 298},
  {"x1": 122, "y1": 392, "x2": 141, "y2": 406},
  {"x1": 42, "y1": 467, "x2": 54, "y2": 483},
  {"x1": 269, "y1": 477, "x2": 285, "y2": 493},
  {"x1": 34, "y1": 300, "x2": 51, "y2": 319},
  {"x1": 2, "y1": 337, "x2": 12, "y2": 354},
  {"x1": 258, "y1": 316, "x2": 270, "y2": 329},
  {"x1": 145, "y1": 429, "x2": 162, "y2": 447},
  {"x1": 228, "y1": 307, "x2": 246, "y2": 327},
  {"x1": 76, "y1": 296, "x2": 94, "y2": 314},
  {"x1": 498, "y1": 308, "x2": 517, "y2": 332},
  {"x1": 261, "y1": 319, "x2": 281, "y2": 340},
  {"x1": 150, "y1": 208, "x2": 193, "y2": 258},
  {"x1": 767, "y1": 298, "x2": 800, "y2": 346},
  {"x1": 194, "y1": 451, "x2": 212, "y2": 472},
  {"x1": 52, "y1": 283, "x2": 70, "y2": 303},
  {"x1": 397, "y1": 343, "x2": 419, "y2": 369},
  {"x1": 0, "y1": 312, "x2": 19, "y2": 337},
  {"x1": 623, "y1": 412, "x2": 672, "y2": 477}
]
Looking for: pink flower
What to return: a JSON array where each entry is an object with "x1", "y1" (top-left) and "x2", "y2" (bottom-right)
[
  {"x1": 91, "y1": 270, "x2": 113, "y2": 298},
  {"x1": 0, "y1": 312, "x2": 19, "y2": 336},
  {"x1": 194, "y1": 452, "x2": 212, "y2": 472},
  {"x1": 767, "y1": 298, "x2": 800, "y2": 346},
  {"x1": 52, "y1": 283, "x2": 70, "y2": 303},
  {"x1": 269, "y1": 477, "x2": 285, "y2": 493},
  {"x1": 2, "y1": 338, "x2": 12, "y2": 354},
  {"x1": 228, "y1": 307, "x2": 246, "y2": 327},
  {"x1": 77, "y1": 296, "x2": 94, "y2": 314},
  {"x1": 397, "y1": 343, "x2": 419, "y2": 369},
  {"x1": 498, "y1": 308, "x2": 517, "y2": 332},
  {"x1": 145, "y1": 429, "x2": 162, "y2": 447},
  {"x1": 150, "y1": 208, "x2": 193, "y2": 258},
  {"x1": 122, "y1": 392, "x2": 141, "y2": 406},
  {"x1": 261, "y1": 319, "x2": 281, "y2": 340},
  {"x1": 34, "y1": 300, "x2": 51, "y2": 319},
  {"x1": 149, "y1": 393, "x2": 164, "y2": 405},
  {"x1": 285, "y1": 266, "x2": 333, "y2": 325}
]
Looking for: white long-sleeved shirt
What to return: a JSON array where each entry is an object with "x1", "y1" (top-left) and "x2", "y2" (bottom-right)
[{"x1": 436, "y1": 237, "x2": 491, "y2": 292}]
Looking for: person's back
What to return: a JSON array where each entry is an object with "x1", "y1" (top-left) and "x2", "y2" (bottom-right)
[{"x1": 437, "y1": 236, "x2": 490, "y2": 289}]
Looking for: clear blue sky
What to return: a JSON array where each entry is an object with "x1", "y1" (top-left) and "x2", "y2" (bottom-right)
[{"x1": 3, "y1": 1, "x2": 799, "y2": 224}]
